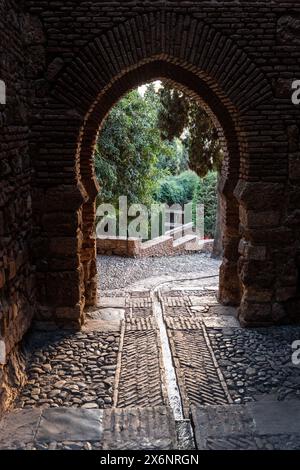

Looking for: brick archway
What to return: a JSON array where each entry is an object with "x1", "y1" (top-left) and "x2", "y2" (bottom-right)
[
  {"x1": 77, "y1": 60, "x2": 243, "y2": 313},
  {"x1": 3, "y1": 1, "x2": 300, "y2": 417},
  {"x1": 32, "y1": 12, "x2": 293, "y2": 329}
]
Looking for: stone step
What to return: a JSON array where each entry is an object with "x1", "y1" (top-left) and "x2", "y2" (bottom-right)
[
  {"x1": 141, "y1": 235, "x2": 172, "y2": 250},
  {"x1": 173, "y1": 234, "x2": 198, "y2": 248},
  {"x1": 0, "y1": 406, "x2": 178, "y2": 450},
  {"x1": 191, "y1": 400, "x2": 300, "y2": 450}
]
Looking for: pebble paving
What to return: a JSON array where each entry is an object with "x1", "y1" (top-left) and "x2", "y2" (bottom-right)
[
  {"x1": 1, "y1": 254, "x2": 300, "y2": 450},
  {"x1": 208, "y1": 326, "x2": 300, "y2": 404},
  {"x1": 17, "y1": 331, "x2": 120, "y2": 409}
]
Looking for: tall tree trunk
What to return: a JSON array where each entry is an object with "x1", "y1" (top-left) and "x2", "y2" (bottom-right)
[{"x1": 212, "y1": 173, "x2": 223, "y2": 259}]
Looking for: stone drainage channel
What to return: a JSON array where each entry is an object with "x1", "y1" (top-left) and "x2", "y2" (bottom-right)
[{"x1": 151, "y1": 274, "x2": 219, "y2": 450}]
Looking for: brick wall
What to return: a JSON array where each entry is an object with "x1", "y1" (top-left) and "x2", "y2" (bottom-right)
[
  {"x1": 24, "y1": 1, "x2": 300, "y2": 328},
  {"x1": 1, "y1": 0, "x2": 300, "y2": 413},
  {"x1": 96, "y1": 237, "x2": 140, "y2": 257},
  {"x1": 0, "y1": 0, "x2": 38, "y2": 415}
]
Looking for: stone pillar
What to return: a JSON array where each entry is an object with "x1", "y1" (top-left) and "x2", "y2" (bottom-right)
[
  {"x1": 217, "y1": 148, "x2": 241, "y2": 306},
  {"x1": 234, "y1": 180, "x2": 293, "y2": 326},
  {"x1": 34, "y1": 182, "x2": 88, "y2": 328},
  {"x1": 218, "y1": 193, "x2": 241, "y2": 306},
  {"x1": 79, "y1": 131, "x2": 101, "y2": 307},
  {"x1": 81, "y1": 198, "x2": 98, "y2": 306}
]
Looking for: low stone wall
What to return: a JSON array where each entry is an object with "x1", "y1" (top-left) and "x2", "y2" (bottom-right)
[
  {"x1": 197, "y1": 240, "x2": 214, "y2": 255},
  {"x1": 96, "y1": 236, "x2": 214, "y2": 258},
  {"x1": 96, "y1": 237, "x2": 140, "y2": 257}
]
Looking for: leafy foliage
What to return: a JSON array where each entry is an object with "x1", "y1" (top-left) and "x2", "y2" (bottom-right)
[
  {"x1": 155, "y1": 170, "x2": 217, "y2": 238},
  {"x1": 155, "y1": 137, "x2": 189, "y2": 175},
  {"x1": 158, "y1": 87, "x2": 190, "y2": 141},
  {"x1": 95, "y1": 83, "x2": 220, "y2": 241},
  {"x1": 192, "y1": 171, "x2": 218, "y2": 238},
  {"x1": 188, "y1": 106, "x2": 223, "y2": 177},
  {"x1": 95, "y1": 86, "x2": 177, "y2": 207},
  {"x1": 154, "y1": 170, "x2": 199, "y2": 206},
  {"x1": 158, "y1": 85, "x2": 223, "y2": 177}
]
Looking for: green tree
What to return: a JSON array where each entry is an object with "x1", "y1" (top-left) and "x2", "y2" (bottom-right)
[
  {"x1": 95, "y1": 87, "x2": 176, "y2": 207},
  {"x1": 193, "y1": 171, "x2": 218, "y2": 238},
  {"x1": 154, "y1": 170, "x2": 199, "y2": 206},
  {"x1": 158, "y1": 85, "x2": 223, "y2": 175},
  {"x1": 158, "y1": 85, "x2": 223, "y2": 255},
  {"x1": 155, "y1": 137, "x2": 189, "y2": 175},
  {"x1": 158, "y1": 87, "x2": 190, "y2": 141}
]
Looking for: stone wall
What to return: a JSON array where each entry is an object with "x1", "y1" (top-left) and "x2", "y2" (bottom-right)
[
  {"x1": 97, "y1": 237, "x2": 141, "y2": 257},
  {"x1": 24, "y1": 0, "x2": 300, "y2": 328},
  {"x1": 0, "y1": 0, "x2": 38, "y2": 415},
  {"x1": 96, "y1": 236, "x2": 213, "y2": 258},
  {"x1": 1, "y1": 0, "x2": 300, "y2": 413}
]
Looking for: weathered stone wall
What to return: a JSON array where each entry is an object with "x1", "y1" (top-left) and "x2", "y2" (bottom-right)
[
  {"x1": 25, "y1": 0, "x2": 300, "y2": 330},
  {"x1": 24, "y1": 0, "x2": 300, "y2": 328},
  {"x1": 1, "y1": 0, "x2": 300, "y2": 412},
  {"x1": 96, "y1": 235, "x2": 213, "y2": 258},
  {"x1": 0, "y1": 0, "x2": 39, "y2": 415},
  {"x1": 97, "y1": 237, "x2": 141, "y2": 257}
]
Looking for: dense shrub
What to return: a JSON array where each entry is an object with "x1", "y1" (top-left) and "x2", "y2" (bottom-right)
[
  {"x1": 95, "y1": 86, "x2": 179, "y2": 207},
  {"x1": 95, "y1": 84, "x2": 220, "y2": 242},
  {"x1": 154, "y1": 170, "x2": 199, "y2": 206},
  {"x1": 192, "y1": 171, "x2": 218, "y2": 238}
]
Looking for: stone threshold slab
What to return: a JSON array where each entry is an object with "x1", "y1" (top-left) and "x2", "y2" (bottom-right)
[
  {"x1": 192, "y1": 400, "x2": 300, "y2": 450},
  {"x1": 0, "y1": 406, "x2": 178, "y2": 450}
]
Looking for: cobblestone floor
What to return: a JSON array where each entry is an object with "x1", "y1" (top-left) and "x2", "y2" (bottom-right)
[
  {"x1": 15, "y1": 441, "x2": 102, "y2": 450},
  {"x1": 18, "y1": 331, "x2": 120, "y2": 409},
  {"x1": 1, "y1": 254, "x2": 300, "y2": 450},
  {"x1": 208, "y1": 326, "x2": 300, "y2": 404}
]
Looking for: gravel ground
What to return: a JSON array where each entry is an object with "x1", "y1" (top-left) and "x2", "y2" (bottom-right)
[{"x1": 97, "y1": 253, "x2": 220, "y2": 291}]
